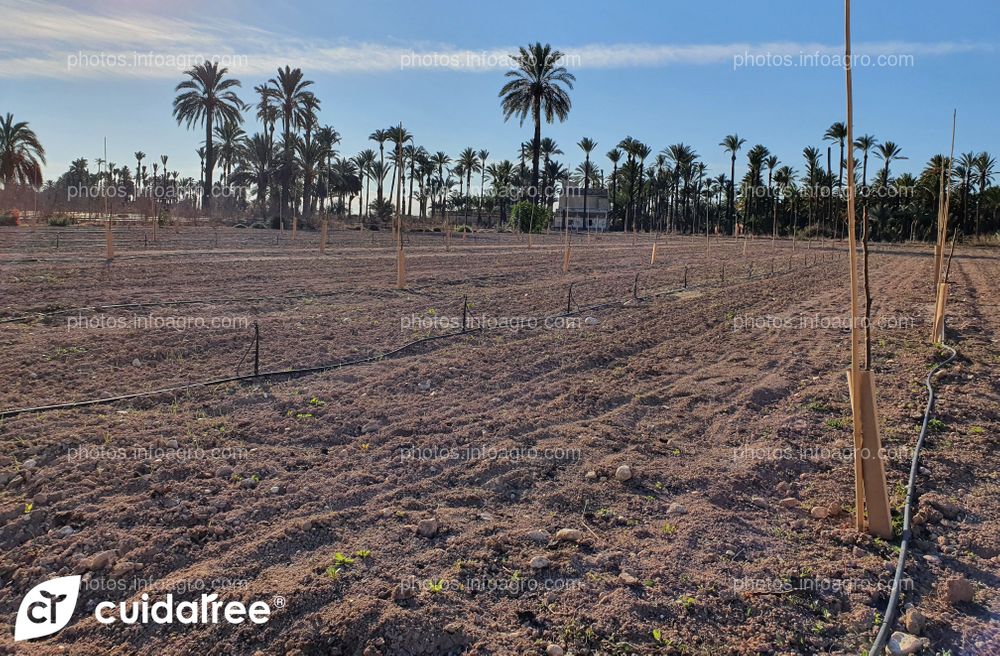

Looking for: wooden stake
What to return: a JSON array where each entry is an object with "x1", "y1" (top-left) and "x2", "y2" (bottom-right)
[
  {"x1": 650, "y1": 241, "x2": 657, "y2": 265},
  {"x1": 320, "y1": 219, "x2": 328, "y2": 254},
  {"x1": 562, "y1": 235, "x2": 571, "y2": 273},
  {"x1": 931, "y1": 282, "x2": 948, "y2": 343},
  {"x1": 394, "y1": 122, "x2": 406, "y2": 289},
  {"x1": 846, "y1": 369, "x2": 893, "y2": 538},
  {"x1": 291, "y1": 215, "x2": 297, "y2": 241},
  {"x1": 396, "y1": 246, "x2": 406, "y2": 289},
  {"x1": 844, "y1": 0, "x2": 890, "y2": 537},
  {"x1": 105, "y1": 220, "x2": 114, "y2": 260}
]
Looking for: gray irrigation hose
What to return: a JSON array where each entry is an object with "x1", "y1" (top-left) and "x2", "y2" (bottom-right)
[{"x1": 868, "y1": 341, "x2": 957, "y2": 656}]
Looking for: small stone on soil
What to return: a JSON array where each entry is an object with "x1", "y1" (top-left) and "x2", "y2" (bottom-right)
[
  {"x1": 940, "y1": 576, "x2": 974, "y2": 604},
  {"x1": 779, "y1": 497, "x2": 799, "y2": 509},
  {"x1": 553, "y1": 528, "x2": 584, "y2": 543},
  {"x1": 887, "y1": 631, "x2": 929, "y2": 656},
  {"x1": 614, "y1": 465, "x2": 633, "y2": 481},
  {"x1": 810, "y1": 506, "x2": 829, "y2": 519},
  {"x1": 417, "y1": 518, "x2": 439, "y2": 538},
  {"x1": 618, "y1": 572, "x2": 639, "y2": 586},
  {"x1": 525, "y1": 530, "x2": 550, "y2": 543},
  {"x1": 546, "y1": 645, "x2": 564, "y2": 656},
  {"x1": 902, "y1": 608, "x2": 926, "y2": 635},
  {"x1": 529, "y1": 556, "x2": 550, "y2": 570}
]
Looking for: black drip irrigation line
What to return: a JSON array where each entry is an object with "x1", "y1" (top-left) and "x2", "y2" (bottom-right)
[
  {"x1": 0, "y1": 286, "x2": 418, "y2": 325},
  {"x1": 0, "y1": 251, "x2": 841, "y2": 420},
  {"x1": 868, "y1": 341, "x2": 957, "y2": 656}
]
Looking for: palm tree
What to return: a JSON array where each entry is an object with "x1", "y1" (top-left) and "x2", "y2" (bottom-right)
[
  {"x1": 329, "y1": 157, "x2": 361, "y2": 218},
  {"x1": 577, "y1": 137, "x2": 597, "y2": 233},
  {"x1": 196, "y1": 147, "x2": 205, "y2": 203},
  {"x1": 171, "y1": 61, "x2": 245, "y2": 214},
  {"x1": 133, "y1": 151, "x2": 145, "y2": 197},
  {"x1": 974, "y1": 152, "x2": 996, "y2": 235},
  {"x1": 430, "y1": 151, "x2": 451, "y2": 220},
  {"x1": 803, "y1": 146, "x2": 823, "y2": 234},
  {"x1": 606, "y1": 148, "x2": 622, "y2": 229},
  {"x1": 230, "y1": 133, "x2": 276, "y2": 220},
  {"x1": 957, "y1": 152, "x2": 978, "y2": 233},
  {"x1": 268, "y1": 66, "x2": 315, "y2": 222},
  {"x1": 854, "y1": 134, "x2": 877, "y2": 202},
  {"x1": 1, "y1": 114, "x2": 46, "y2": 188},
  {"x1": 539, "y1": 138, "x2": 562, "y2": 209},
  {"x1": 744, "y1": 144, "x2": 769, "y2": 233},
  {"x1": 499, "y1": 42, "x2": 575, "y2": 204},
  {"x1": 369, "y1": 129, "x2": 389, "y2": 208},
  {"x1": 295, "y1": 136, "x2": 325, "y2": 221},
  {"x1": 720, "y1": 134, "x2": 746, "y2": 234},
  {"x1": 824, "y1": 122, "x2": 848, "y2": 190},
  {"x1": 456, "y1": 147, "x2": 478, "y2": 226},
  {"x1": 486, "y1": 160, "x2": 515, "y2": 227},
  {"x1": 633, "y1": 141, "x2": 652, "y2": 231},
  {"x1": 214, "y1": 120, "x2": 246, "y2": 190},
  {"x1": 254, "y1": 84, "x2": 278, "y2": 148},
  {"x1": 765, "y1": 154, "x2": 780, "y2": 239},
  {"x1": 315, "y1": 125, "x2": 341, "y2": 214},
  {"x1": 476, "y1": 149, "x2": 489, "y2": 225},
  {"x1": 875, "y1": 141, "x2": 906, "y2": 186}
]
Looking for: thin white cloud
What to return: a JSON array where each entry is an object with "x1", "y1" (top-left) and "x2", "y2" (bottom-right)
[{"x1": 0, "y1": 0, "x2": 992, "y2": 79}]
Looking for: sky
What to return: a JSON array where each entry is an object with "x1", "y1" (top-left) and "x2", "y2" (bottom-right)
[{"x1": 2, "y1": 0, "x2": 998, "y2": 184}]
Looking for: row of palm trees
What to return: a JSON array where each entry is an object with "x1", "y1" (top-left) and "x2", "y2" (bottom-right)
[{"x1": 4, "y1": 40, "x2": 999, "y2": 239}]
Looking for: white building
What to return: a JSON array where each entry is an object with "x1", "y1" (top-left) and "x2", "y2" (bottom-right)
[{"x1": 556, "y1": 186, "x2": 609, "y2": 231}]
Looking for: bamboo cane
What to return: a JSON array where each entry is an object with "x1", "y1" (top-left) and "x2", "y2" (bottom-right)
[
  {"x1": 395, "y1": 122, "x2": 406, "y2": 289},
  {"x1": 844, "y1": 0, "x2": 891, "y2": 538}
]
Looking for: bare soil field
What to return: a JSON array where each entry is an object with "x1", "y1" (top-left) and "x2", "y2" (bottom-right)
[{"x1": 0, "y1": 227, "x2": 997, "y2": 655}]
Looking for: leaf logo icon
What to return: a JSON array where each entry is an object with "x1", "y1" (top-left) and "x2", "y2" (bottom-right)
[{"x1": 14, "y1": 575, "x2": 81, "y2": 641}]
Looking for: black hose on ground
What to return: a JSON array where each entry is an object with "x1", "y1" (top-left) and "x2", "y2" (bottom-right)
[{"x1": 868, "y1": 342, "x2": 957, "y2": 656}]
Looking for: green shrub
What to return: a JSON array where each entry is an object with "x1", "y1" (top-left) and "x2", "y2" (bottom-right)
[
  {"x1": 48, "y1": 216, "x2": 73, "y2": 227},
  {"x1": 509, "y1": 201, "x2": 551, "y2": 234}
]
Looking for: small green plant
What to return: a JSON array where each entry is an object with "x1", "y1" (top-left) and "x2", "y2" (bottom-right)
[
  {"x1": 295, "y1": 412, "x2": 314, "y2": 420},
  {"x1": 251, "y1": 474, "x2": 260, "y2": 483},
  {"x1": 353, "y1": 550, "x2": 371, "y2": 559},
  {"x1": 661, "y1": 522, "x2": 678, "y2": 536},
  {"x1": 427, "y1": 579, "x2": 445, "y2": 593},
  {"x1": 968, "y1": 426, "x2": 985, "y2": 435},
  {"x1": 653, "y1": 481, "x2": 664, "y2": 491},
  {"x1": 332, "y1": 552, "x2": 355, "y2": 567},
  {"x1": 652, "y1": 629, "x2": 668, "y2": 645},
  {"x1": 24, "y1": 502, "x2": 33, "y2": 514},
  {"x1": 676, "y1": 595, "x2": 697, "y2": 609},
  {"x1": 928, "y1": 418, "x2": 946, "y2": 432},
  {"x1": 324, "y1": 566, "x2": 341, "y2": 579},
  {"x1": 308, "y1": 397, "x2": 326, "y2": 407},
  {"x1": 824, "y1": 418, "x2": 849, "y2": 430}
]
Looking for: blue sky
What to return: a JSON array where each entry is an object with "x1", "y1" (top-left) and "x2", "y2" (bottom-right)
[{"x1": 2, "y1": 0, "x2": 997, "y2": 183}]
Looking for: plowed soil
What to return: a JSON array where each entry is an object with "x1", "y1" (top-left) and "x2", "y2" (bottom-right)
[{"x1": 0, "y1": 227, "x2": 997, "y2": 655}]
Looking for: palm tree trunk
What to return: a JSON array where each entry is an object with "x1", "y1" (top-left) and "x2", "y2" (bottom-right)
[{"x1": 204, "y1": 110, "x2": 214, "y2": 214}]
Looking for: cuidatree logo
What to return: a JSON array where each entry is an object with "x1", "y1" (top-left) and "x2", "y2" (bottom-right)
[
  {"x1": 14, "y1": 576, "x2": 273, "y2": 642},
  {"x1": 15, "y1": 575, "x2": 81, "y2": 641}
]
